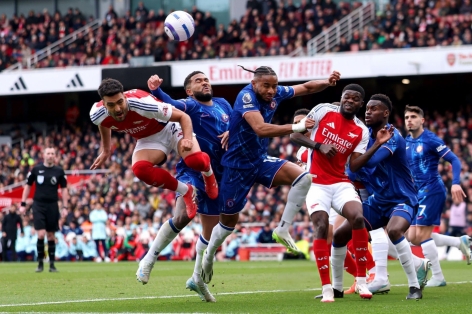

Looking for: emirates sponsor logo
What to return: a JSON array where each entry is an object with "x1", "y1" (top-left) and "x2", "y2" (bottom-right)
[
  {"x1": 117, "y1": 125, "x2": 147, "y2": 134},
  {"x1": 321, "y1": 128, "x2": 354, "y2": 154}
]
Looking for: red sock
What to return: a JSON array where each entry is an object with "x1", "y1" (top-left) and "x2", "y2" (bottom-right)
[
  {"x1": 344, "y1": 250, "x2": 357, "y2": 278},
  {"x1": 132, "y1": 160, "x2": 178, "y2": 190},
  {"x1": 184, "y1": 152, "x2": 210, "y2": 172},
  {"x1": 313, "y1": 239, "x2": 331, "y2": 285},
  {"x1": 352, "y1": 228, "x2": 369, "y2": 277},
  {"x1": 347, "y1": 239, "x2": 354, "y2": 253},
  {"x1": 366, "y1": 248, "x2": 375, "y2": 271}
]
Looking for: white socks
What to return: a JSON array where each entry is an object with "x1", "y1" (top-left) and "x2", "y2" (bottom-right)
[
  {"x1": 193, "y1": 235, "x2": 209, "y2": 279},
  {"x1": 431, "y1": 232, "x2": 461, "y2": 248},
  {"x1": 370, "y1": 228, "x2": 389, "y2": 282},
  {"x1": 393, "y1": 236, "x2": 420, "y2": 289},
  {"x1": 143, "y1": 219, "x2": 179, "y2": 263},
  {"x1": 331, "y1": 245, "x2": 347, "y2": 291},
  {"x1": 176, "y1": 181, "x2": 189, "y2": 194},
  {"x1": 421, "y1": 238, "x2": 444, "y2": 281},
  {"x1": 388, "y1": 235, "x2": 423, "y2": 270},
  {"x1": 206, "y1": 222, "x2": 234, "y2": 257},
  {"x1": 278, "y1": 172, "x2": 311, "y2": 233}
]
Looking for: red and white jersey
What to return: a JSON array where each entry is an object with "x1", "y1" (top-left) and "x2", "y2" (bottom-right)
[
  {"x1": 89, "y1": 89, "x2": 173, "y2": 139},
  {"x1": 297, "y1": 146, "x2": 308, "y2": 164},
  {"x1": 306, "y1": 103, "x2": 369, "y2": 185}
]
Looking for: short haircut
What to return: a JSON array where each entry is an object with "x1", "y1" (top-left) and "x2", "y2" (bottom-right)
[
  {"x1": 342, "y1": 84, "x2": 365, "y2": 99},
  {"x1": 238, "y1": 65, "x2": 277, "y2": 78},
  {"x1": 404, "y1": 105, "x2": 424, "y2": 117},
  {"x1": 370, "y1": 94, "x2": 392, "y2": 112},
  {"x1": 293, "y1": 108, "x2": 310, "y2": 118},
  {"x1": 98, "y1": 78, "x2": 123, "y2": 99},
  {"x1": 184, "y1": 71, "x2": 204, "y2": 90}
]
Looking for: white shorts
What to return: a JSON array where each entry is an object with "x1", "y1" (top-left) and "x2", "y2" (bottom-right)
[
  {"x1": 133, "y1": 122, "x2": 183, "y2": 157},
  {"x1": 306, "y1": 182, "x2": 361, "y2": 217},
  {"x1": 329, "y1": 208, "x2": 339, "y2": 225}
]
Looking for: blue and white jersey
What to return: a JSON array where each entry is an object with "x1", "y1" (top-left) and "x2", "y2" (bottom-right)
[
  {"x1": 359, "y1": 126, "x2": 418, "y2": 207},
  {"x1": 222, "y1": 84, "x2": 295, "y2": 169},
  {"x1": 406, "y1": 130, "x2": 450, "y2": 197},
  {"x1": 151, "y1": 88, "x2": 232, "y2": 182}
]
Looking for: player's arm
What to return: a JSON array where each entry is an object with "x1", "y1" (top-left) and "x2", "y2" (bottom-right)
[
  {"x1": 91, "y1": 125, "x2": 112, "y2": 170},
  {"x1": 290, "y1": 133, "x2": 337, "y2": 158},
  {"x1": 59, "y1": 170, "x2": 69, "y2": 216},
  {"x1": 148, "y1": 75, "x2": 187, "y2": 111},
  {"x1": 362, "y1": 147, "x2": 392, "y2": 168},
  {"x1": 168, "y1": 108, "x2": 193, "y2": 141},
  {"x1": 291, "y1": 71, "x2": 340, "y2": 97},
  {"x1": 244, "y1": 111, "x2": 314, "y2": 138},
  {"x1": 350, "y1": 125, "x2": 395, "y2": 172},
  {"x1": 442, "y1": 150, "x2": 467, "y2": 202},
  {"x1": 19, "y1": 170, "x2": 35, "y2": 214}
]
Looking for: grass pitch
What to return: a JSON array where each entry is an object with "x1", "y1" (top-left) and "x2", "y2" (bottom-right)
[{"x1": 0, "y1": 260, "x2": 471, "y2": 313}]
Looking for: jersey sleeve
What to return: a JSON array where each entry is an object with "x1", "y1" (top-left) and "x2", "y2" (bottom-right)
[
  {"x1": 59, "y1": 169, "x2": 67, "y2": 188},
  {"x1": 429, "y1": 134, "x2": 450, "y2": 158},
  {"x1": 236, "y1": 91, "x2": 260, "y2": 117},
  {"x1": 353, "y1": 127, "x2": 370, "y2": 154},
  {"x1": 150, "y1": 88, "x2": 191, "y2": 113},
  {"x1": 276, "y1": 85, "x2": 295, "y2": 101},
  {"x1": 89, "y1": 101, "x2": 107, "y2": 125},
  {"x1": 26, "y1": 168, "x2": 36, "y2": 186},
  {"x1": 380, "y1": 131, "x2": 400, "y2": 155},
  {"x1": 128, "y1": 96, "x2": 173, "y2": 121},
  {"x1": 306, "y1": 103, "x2": 335, "y2": 130}
]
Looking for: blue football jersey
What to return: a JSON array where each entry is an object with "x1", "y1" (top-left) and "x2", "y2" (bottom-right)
[
  {"x1": 151, "y1": 88, "x2": 232, "y2": 182},
  {"x1": 405, "y1": 129, "x2": 450, "y2": 196},
  {"x1": 361, "y1": 126, "x2": 418, "y2": 207},
  {"x1": 222, "y1": 84, "x2": 294, "y2": 169}
]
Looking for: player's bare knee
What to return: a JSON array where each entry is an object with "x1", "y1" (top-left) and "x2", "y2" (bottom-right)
[
  {"x1": 386, "y1": 228, "x2": 404, "y2": 243},
  {"x1": 350, "y1": 215, "x2": 365, "y2": 229}
]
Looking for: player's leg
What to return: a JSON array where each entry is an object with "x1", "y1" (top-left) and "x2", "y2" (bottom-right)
[
  {"x1": 32, "y1": 203, "x2": 46, "y2": 272},
  {"x1": 131, "y1": 129, "x2": 197, "y2": 218},
  {"x1": 409, "y1": 193, "x2": 451, "y2": 286},
  {"x1": 269, "y1": 160, "x2": 311, "y2": 254},
  {"x1": 385, "y1": 205, "x2": 422, "y2": 299},
  {"x1": 201, "y1": 167, "x2": 255, "y2": 284},
  {"x1": 333, "y1": 184, "x2": 372, "y2": 299},
  {"x1": 431, "y1": 231, "x2": 471, "y2": 264},
  {"x1": 186, "y1": 213, "x2": 219, "y2": 302},
  {"x1": 45, "y1": 203, "x2": 60, "y2": 272},
  {"x1": 367, "y1": 228, "x2": 391, "y2": 294}
]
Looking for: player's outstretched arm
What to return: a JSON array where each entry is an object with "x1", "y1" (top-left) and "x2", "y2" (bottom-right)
[
  {"x1": 442, "y1": 151, "x2": 467, "y2": 202},
  {"x1": 290, "y1": 133, "x2": 337, "y2": 159},
  {"x1": 91, "y1": 125, "x2": 112, "y2": 170},
  {"x1": 244, "y1": 111, "x2": 314, "y2": 138},
  {"x1": 148, "y1": 75, "x2": 185, "y2": 108},
  {"x1": 292, "y1": 71, "x2": 340, "y2": 97}
]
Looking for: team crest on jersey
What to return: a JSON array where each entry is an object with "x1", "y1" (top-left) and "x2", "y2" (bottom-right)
[
  {"x1": 416, "y1": 145, "x2": 423, "y2": 153},
  {"x1": 270, "y1": 100, "x2": 276, "y2": 110},
  {"x1": 242, "y1": 93, "x2": 252, "y2": 104},
  {"x1": 51, "y1": 176, "x2": 57, "y2": 185},
  {"x1": 284, "y1": 86, "x2": 289, "y2": 92},
  {"x1": 226, "y1": 199, "x2": 235, "y2": 208},
  {"x1": 133, "y1": 120, "x2": 143, "y2": 124},
  {"x1": 37, "y1": 175, "x2": 44, "y2": 184},
  {"x1": 222, "y1": 114, "x2": 229, "y2": 122}
]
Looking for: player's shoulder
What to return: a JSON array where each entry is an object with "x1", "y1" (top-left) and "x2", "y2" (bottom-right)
[
  {"x1": 308, "y1": 103, "x2": 339, "y2": 117},
  {"x1": 353, "y1": 116, "x2": 369, "y2": 132},
  {"x1": 423, "y1": 129, "x2": 441, "y2": 141},
  {"x1": 90, "y1": 101, "x2": 108, "y2": 125},
  {"x1": 237, "y1": 85, "x2": 256, "y2": 101},
  {"x1": 126, "y1": 89, "x2": 162, "y2": 104}
]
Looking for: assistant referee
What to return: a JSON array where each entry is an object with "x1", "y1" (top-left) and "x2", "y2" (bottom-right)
[{"x1": 19, "y1": 146, "x2": 68, "y2": 272}]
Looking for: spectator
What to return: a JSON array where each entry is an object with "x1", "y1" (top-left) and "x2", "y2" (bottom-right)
[
  {"x1": 257, "y1": 223, "x2": 274, "y2": 243},
  {"x1": 2, "y1": 205, "x2": 23, "y2": 261},
  {"x1": 90, "y1": 202, "x2": 109, "y2": 262}
]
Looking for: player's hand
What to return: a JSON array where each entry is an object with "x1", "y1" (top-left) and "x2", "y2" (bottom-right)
[
  {"x1": 90, "y1": 151, "x2": 111, "y2": 170},
  {"x1": 375, "y1": 125, "x2": 395, "y2": 145},
  {"x1": 148, "y1": 75, "x2": 163, "y2": 91},
  {"x1": 328, "y1": 71, "x2": 341, "y2": 86},
  {"x1": 19, "y1": 206, "x2": 26, "y2": 215},
  {"x1": 319, "y1": 144, "x2": 338, "y2": 159},
  {"x1": 180, "y1": 139, "x2": 193, "y2": 153},
  {"x1": 296, "y1": 160, "x2": 306, "y2": 168},
  {"x1": 218, "y1": 131, "x2": 229, "y2": 150},
  {"x1": 304, "y1": 118, "x2": 316, "y2": 130},
  {"x1": 451, "y1": 184, "x2": 467, "y2": 203}
]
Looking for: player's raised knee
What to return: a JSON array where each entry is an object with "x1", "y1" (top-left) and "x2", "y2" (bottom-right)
[
  {"x1": 292, "y1": 171, "x2": 312, "y2": 188},
  {"x1": 184, "y1": 151, "x2": 211, "y2": 172}
]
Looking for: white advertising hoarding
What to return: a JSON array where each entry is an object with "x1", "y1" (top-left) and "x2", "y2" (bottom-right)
[
  {"x1": 0, "y1": 67, "x2": 102, "y2": 96},
  {"x1": 170, "y1": 46, "x2": 472, "y2": 87}
]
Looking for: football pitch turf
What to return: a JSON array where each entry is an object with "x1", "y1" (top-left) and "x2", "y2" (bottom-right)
[{"x1": 0, "y1": 260, "x2": 471, "y2": 313}]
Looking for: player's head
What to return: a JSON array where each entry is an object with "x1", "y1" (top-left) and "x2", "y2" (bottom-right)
[
  {"x1": 340, "y1": 84, "x2": 365, "y2": 118},
  {"x1": 98, "y1": 78, "x2": 128, "y2": 122},
  {"x1": 293, "y1": 108, "x2": 309, "y2": 124},
  {"x1": 184, "y1": 71, "x2": 213, "y2": 102},
  {"x1": 365, "y1": 94, "x2": 392, "y2": 127},
  {"x1": 239, "y1": 65, "x2": 278, "y2": 102},
  {"x1": 43, "y1": 146, "x2": 56, "y2": 166},
  {"x1": 404, "y1": 105, "x2": 425, "y2": 132}
]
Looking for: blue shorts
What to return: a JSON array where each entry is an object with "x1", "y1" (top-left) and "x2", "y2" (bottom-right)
[
  {"x1": 412, "y1": 192, "x2": 446, "y2": 226},
  {"x1": 219, "y1": 156, "x2": 287, "y2": 214},
  {"x1": 363, "y1": 196, "x2": 416, "y2": 231},
  {"x1": 176, "y1": 172, "x2": 219, "y2": 216}
]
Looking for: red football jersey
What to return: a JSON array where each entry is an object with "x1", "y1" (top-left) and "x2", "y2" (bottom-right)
[
  {"x1": 306, "y1": 103, "x2": 369, "y2": 185},
  {"x1": 89, "y1": 89, "x2": 173, "y2": 139}
]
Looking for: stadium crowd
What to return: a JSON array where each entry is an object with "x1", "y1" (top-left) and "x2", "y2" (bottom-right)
[
  {"x1": 1, "y1": 104, "x2": 472, "y2": 262},
  {"x1": 2, "y1": 0, "x2": 471, "y2": 71}
]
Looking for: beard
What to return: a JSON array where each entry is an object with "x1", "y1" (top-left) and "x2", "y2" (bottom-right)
[{"x1": 193, "y1": 90, "x2": 213, "y2": 102}]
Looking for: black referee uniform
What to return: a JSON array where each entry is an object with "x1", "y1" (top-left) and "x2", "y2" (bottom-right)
[{"x1": 26, "y1": 163, "x2": 67, "y2": 271}]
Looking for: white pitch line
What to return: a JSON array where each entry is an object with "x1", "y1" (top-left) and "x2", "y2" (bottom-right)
[{"x1": 1, "y1": 281, "x2": 471, "y2": 308}]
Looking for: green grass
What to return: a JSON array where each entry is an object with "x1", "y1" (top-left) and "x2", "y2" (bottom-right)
[{"x1": 0, "y1": 261, "x2": 471, "y2": 313}]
